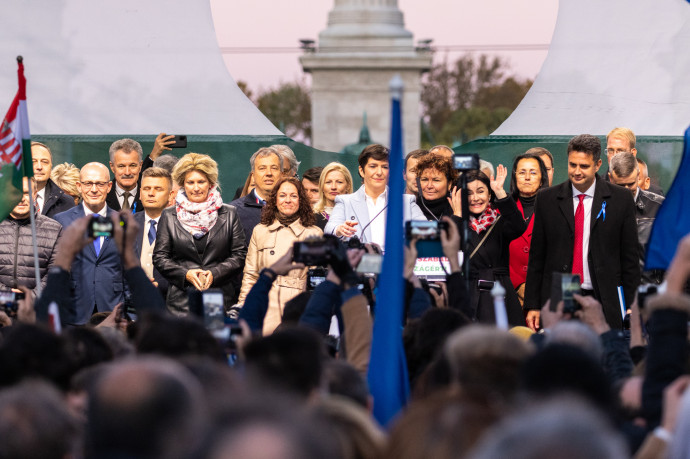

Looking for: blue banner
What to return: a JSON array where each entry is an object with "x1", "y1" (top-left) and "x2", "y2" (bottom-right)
[
  {"x1": 645, "y1": 125, "x2": 690, "y2": 270},
  {"x1": 367, "y1": 76, "x2": 410, "y2": 427}
]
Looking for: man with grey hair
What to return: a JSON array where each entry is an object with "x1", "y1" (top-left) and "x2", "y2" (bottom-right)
[
  {"x1": 106, "y1": 138, "x2": 144, "y2": 212},
  {"x1": 271, "y1": 144, "x2": 300, "y2": 177},
  {"x1": 469, "y1": 398, "x2": 628, "y2": 459},
  {"x1": 479, "y1": 159, "x2": 494, "y2": 179},
  {"x1": 609, "y1": 152, "x2": 665, "y2": 283},
  {"x1": 230, "y1": 146, "x2": 284, "y2": 246}
]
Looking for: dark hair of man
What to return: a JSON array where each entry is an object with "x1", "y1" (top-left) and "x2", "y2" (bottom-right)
[
  {"x1": 322, "y1": 360, "x2": 370, "y2": 409},
  {"x1": 62, "y1": 327, "x2": 114, "y2": 372},
  {"x1": 0, "y1": 381, "x2": 79, "y2": 459},
  {"x1": 142, "y1": 166, "x2": 173, "y2": 187},
  {"x1": 463, "y1": 169, "x2": 495, "y2": 204},
  {"x1": 302, "y1": 166, "x2": 324, "y2": 184},
  {"x1": 135, "y1": 313, "x2": 226, "y2": 361},
  {"x1": 404, "y1": 149, "x2": 429, "y2": 171},
  {"x1": 610, "y1": 152, "x2": 637, "y2": 178},
  {"x1": 358, "y1": 144, "x2": 389, "y2": 170},
  {"x1": 519, "y1": 343, "x2": 615, "y2": 415},
  {"x1": 414, "y1": 153, "x2": 459, "y2": 184},
  {"x1": 243, "y1": 327, "x2": 324, "y2": 398},
  {"x1": 509, "y1": 153, "x2": 549, "y2": 200},
  {"x1": 0, "y1": 324, "x2": 73, "y2": 391},
  {"x1": 260, "y1": 176, "x2": 316, "y2": 226},
  {"x1": 567, "y1": 134, "x2": 602, "y2": 163},
  {"x1": 85, "y1": 358, "x2": 204, "y2": 459}
]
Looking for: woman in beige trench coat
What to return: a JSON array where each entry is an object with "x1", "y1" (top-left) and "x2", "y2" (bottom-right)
[{"x1": 238, "y1": 176, "x2": 322, "y2": 334}]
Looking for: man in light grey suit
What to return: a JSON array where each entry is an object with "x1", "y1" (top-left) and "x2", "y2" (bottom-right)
[{"x1": 325, "y1": 144, "x2": 426, "y2": 250}]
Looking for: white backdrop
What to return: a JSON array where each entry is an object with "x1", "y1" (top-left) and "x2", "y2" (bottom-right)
[
  {"x1": 0, "y1": 0, "x2": 281, "y2": 136},
  {"x1": 494, "y1": 0, "x2": 690, "y2": 137}
]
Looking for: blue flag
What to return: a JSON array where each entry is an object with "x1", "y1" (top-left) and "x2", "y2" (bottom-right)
[
  {"x1": 367, "y1": 75, "x2": 410, "y2": 427},
  {"x1": 645, "y1": 125, "x2": 690, "y2": 270}
]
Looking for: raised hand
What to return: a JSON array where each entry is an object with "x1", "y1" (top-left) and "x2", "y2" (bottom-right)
[
  {"x1": 489, "y1": 164, "x2": 508, "y2": 199},
  {"x1": 150, "y1": 133, "x2": 175, "y2": 160},
  {"x1": 448, "y1": 186, "x2": 462, "y2": 218}
]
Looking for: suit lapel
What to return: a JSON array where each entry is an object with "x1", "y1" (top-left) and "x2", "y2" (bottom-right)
[
  {"x1": 133, "y1": 212, "x2": 145, "y2": 257},
  {"x1": 556, "y1": 182, "x2": 575, "y2": 234},
  {"x1": 351, "y1": 187, "x2": 371, "y2": 242}
]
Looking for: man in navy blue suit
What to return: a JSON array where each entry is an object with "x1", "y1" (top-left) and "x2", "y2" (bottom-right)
[{"x1": 55, "y1": 162, "x2": 126, "y2": 325}]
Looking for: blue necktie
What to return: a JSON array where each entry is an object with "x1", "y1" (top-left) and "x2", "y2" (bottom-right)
[
  {"x1": 148, "y1": 220, "x2": 157, "y2": 245},
  {"x1": 92, "y1": 214, "x2": 101, "y2": 256}
]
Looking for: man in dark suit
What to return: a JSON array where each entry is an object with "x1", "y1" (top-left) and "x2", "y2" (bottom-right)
[
  {"x1": 229, "y1": 147, "x2": 283, "y2": 246},
  {"x1": 524, "y1": 134, "x2": 640, "y2": 331},
  {"x1": 133, "y1": 167, "x2": 174, "y2": 300},
  {"x1": 31, "y1": 142, "x2": 75, "y2": 218},
  {"x1": 106, "y1": 138, "x2": 144, "y2": 212},
  {"x1": 54, "y1": 162, "x2": 126, "y2": 325}
]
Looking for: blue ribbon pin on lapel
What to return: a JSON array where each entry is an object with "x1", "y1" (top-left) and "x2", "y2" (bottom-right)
[{"x1": 596, "y1": 201, "x2": 606, "y2": 221}]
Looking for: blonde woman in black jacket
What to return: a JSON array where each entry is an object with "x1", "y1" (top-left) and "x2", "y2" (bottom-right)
[{"x1": 153, "y1": 153, "x2": 247, "y2": 315}]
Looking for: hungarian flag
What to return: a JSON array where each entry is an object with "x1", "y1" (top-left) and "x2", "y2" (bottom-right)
[{"x1": 0, "y1": 57, "x2": 32, "y2": 220}]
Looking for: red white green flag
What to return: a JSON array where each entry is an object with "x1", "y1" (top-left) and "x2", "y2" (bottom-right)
[{"x1": 0, "y1": 57, "x2": 32, "y2": 220}]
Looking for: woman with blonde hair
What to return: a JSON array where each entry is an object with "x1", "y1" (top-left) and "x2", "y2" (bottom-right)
[
  {"x1": 313, "y1": 162, "x2": 353, "y2": 228},
  {"x1": 154, "y1": 153, "x2": 247, "y2": 314},
  {"x1": 50, "y1": 162, "x2": 81, "y2": 205}
]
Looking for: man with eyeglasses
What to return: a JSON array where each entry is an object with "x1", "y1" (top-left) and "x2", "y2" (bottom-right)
[{"x1": 55, "y1": 162, "x2": 127, "y2": 325}]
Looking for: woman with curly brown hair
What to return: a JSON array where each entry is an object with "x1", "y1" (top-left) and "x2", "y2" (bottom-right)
[
  {"x1": 414, "y1": 154, "x2": 460, "y2": 221},
  {"x1": 237, "y1": 176, "x2": 323, "y2": 334}
]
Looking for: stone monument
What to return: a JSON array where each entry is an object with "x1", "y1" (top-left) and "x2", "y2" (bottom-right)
[{"x1": 300, "y1": 0, "x2": 432, "y2": 154}]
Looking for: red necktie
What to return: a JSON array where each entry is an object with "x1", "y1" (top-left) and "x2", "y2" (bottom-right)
[{"x1": 572, "y1": 194, "x2": 585, "y2": 280}]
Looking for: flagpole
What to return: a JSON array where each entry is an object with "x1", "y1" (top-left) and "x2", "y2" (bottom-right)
[
  {"x1": 15, "y1": 55, "x2": 41, "y2": 298},
  {"x1": 27, "y1": 176, "x2": 41, "y2": 298}
]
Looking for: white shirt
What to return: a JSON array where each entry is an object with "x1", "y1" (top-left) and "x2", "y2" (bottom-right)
[
  {"x1": 83, "y1": 202, "x2": 108, "y2": 250},
  {"x1": 364, "y1": 188, "x2": 387, "y2": 250},
  {"x1": 36, "y1": 186, "x2": 46, "y2": 213},
  {"x1": 115, "y1": 183, "x2": 137, "y2": 209},
  {"x1": 141, "y1": 212, "x2": 160, "y2": 279},
  {"x1": 572, "y1": 181, "x2": 596, "y2": 290}
]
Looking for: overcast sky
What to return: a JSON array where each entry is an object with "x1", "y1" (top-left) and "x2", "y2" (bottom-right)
[{"x1": 210, "y1": 0, "x2": 559, "y2": 92}]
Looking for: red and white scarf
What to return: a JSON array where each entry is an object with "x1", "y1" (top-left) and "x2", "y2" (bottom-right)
[
  {"x1": 175, "y1": 186, "x2": 223, "y2": 238},
  {"x1": 470, "y1": 205, "x2": 500, "y2": 234}
]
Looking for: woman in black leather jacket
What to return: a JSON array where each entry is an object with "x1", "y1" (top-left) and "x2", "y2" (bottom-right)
[{"x1": 153, "y1": 153, "x2": 247, "y2": 314}]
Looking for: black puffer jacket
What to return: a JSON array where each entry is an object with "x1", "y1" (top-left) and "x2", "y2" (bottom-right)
[{"x1": 0, "y1": 215, "x2": 62, "y2": 291}]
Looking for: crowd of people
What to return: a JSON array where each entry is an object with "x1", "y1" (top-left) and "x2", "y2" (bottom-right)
[{"x1": 0, "y1": 128, "x2": 688, "y2": 458}]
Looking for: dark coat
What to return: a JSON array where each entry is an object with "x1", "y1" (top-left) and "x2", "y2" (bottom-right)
[
  {"x1": 54, "y1": 205, "x2": 126, "y2": 325},
  {"x1": 229, "y1": 192, "x2": 265, "y2": 247},
  {"x1": 636, "y1": 189, "x2": 664, "y2": 284},
  {"x1": 132, "y1": 211, "x2": 169, "y2": 300},
  {"x1": 41, "y1": 179, "x2": 76, "y2": 219},
  {"x1": 0, "y1": 215, "x2": 62, "y2": 292},
  {"x1": 462, "y1": 196, "x2": 527, "y2": 326},
  {"x1": 508, "y1": 198, "x2": 535, "y2": 289},
  {"x1": 524, "y1": 177, "x2": 640, "y2": 329},
  {"x1": 153, "y1": 204, "x2": 247, "y2": 314}
]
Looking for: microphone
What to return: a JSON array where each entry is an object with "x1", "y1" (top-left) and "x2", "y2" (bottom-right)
[{"x1": 354, "y1": 204, "x2": 388, "y2": 244}]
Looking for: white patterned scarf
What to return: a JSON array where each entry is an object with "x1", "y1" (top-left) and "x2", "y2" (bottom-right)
[{"x1": 175, "y1": 186, "x2": 223, "y2": 238}]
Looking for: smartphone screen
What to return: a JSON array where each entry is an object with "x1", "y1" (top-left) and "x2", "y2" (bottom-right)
[
  {"x1": 356, "y1": 254, "x2": 383, "y2": 274},
  {"x1": 202, "y1": 291, "x2": 225, "y2": 331}
]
